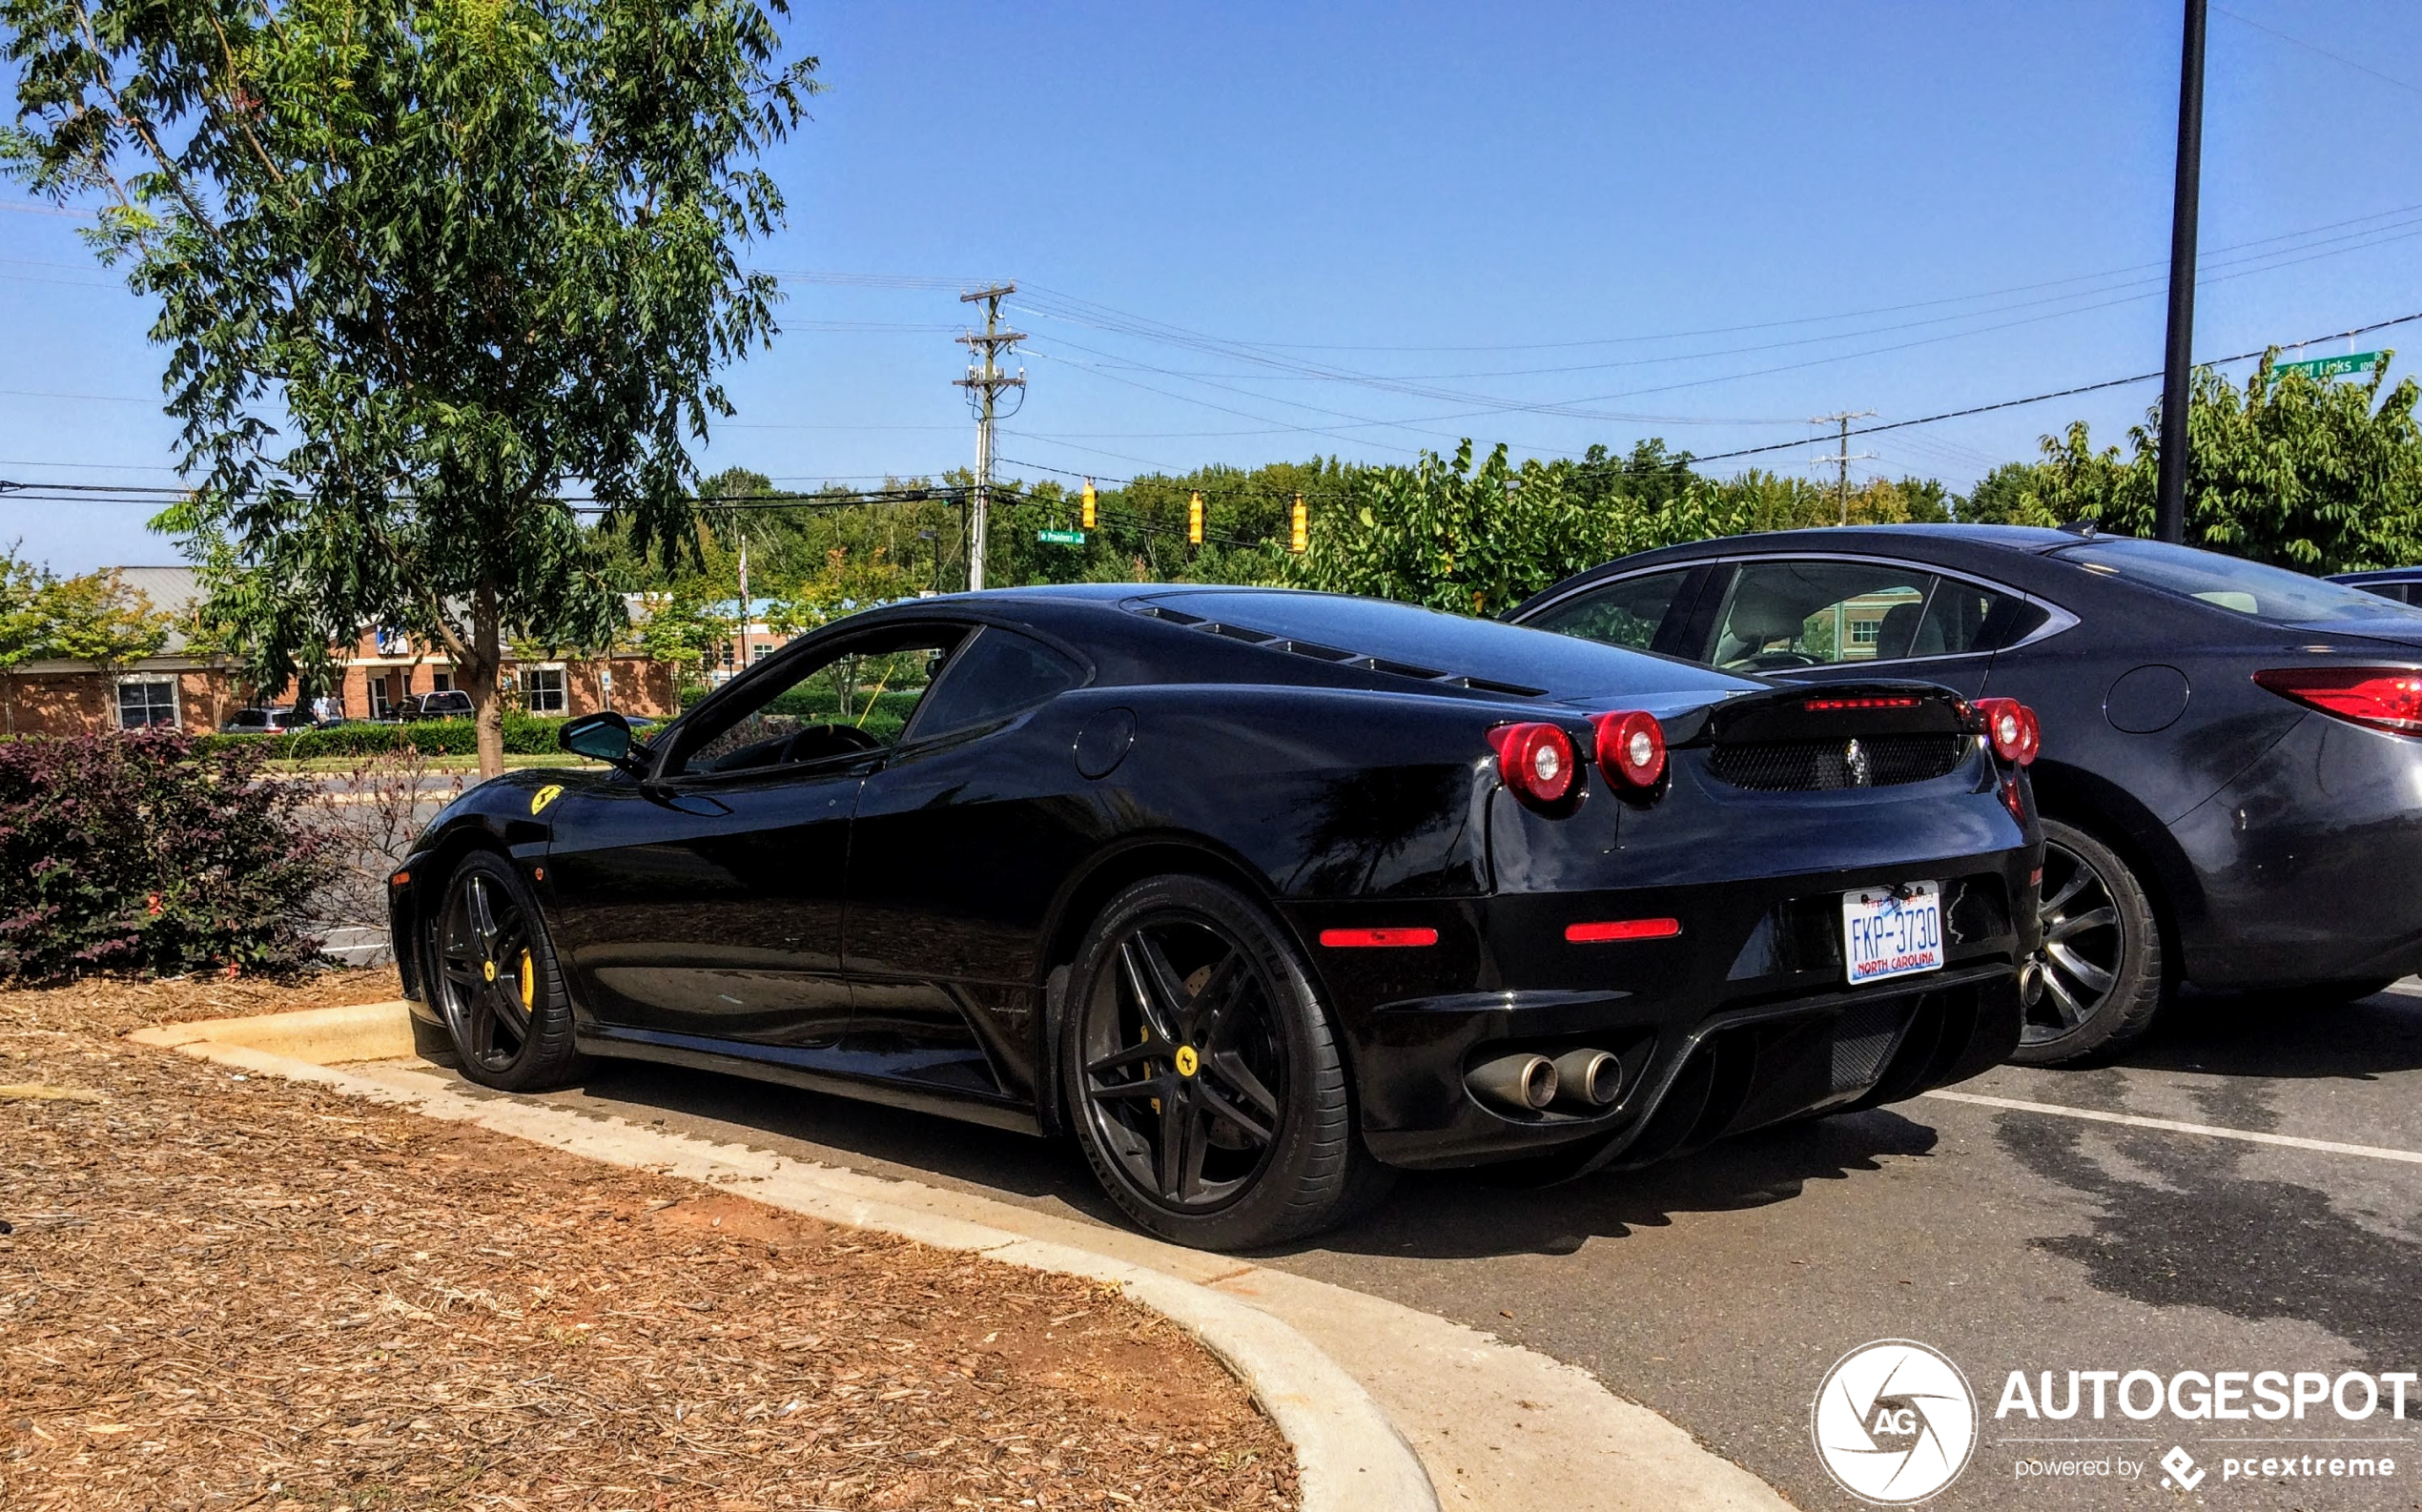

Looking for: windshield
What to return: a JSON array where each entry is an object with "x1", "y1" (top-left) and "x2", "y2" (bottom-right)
[{"x1": 2052, "y1": 540, "x2": 2422, "y2": 626}]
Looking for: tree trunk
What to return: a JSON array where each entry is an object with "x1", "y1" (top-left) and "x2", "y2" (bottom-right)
[{"x1": 466, "y1": 583, "x2": 505, "y2": 781}]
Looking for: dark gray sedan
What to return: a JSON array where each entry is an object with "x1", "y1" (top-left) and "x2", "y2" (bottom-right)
[{"x1": 1513, "y1": 525, "x2": 2422, "y2": 1065}]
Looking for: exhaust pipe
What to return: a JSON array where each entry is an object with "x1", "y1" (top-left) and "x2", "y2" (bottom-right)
[
  {"x1": 1551, "y1": 1049, "x2": 1623, "y2": 1109},
  {"x1": 1467, "y1": 1052, "x2": 1558, "y2": 1114}
]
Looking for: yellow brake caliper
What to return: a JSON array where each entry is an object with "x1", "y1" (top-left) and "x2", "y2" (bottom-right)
[{"x1": 519, "y1": 950, "x2": 535, "y2": 1012}]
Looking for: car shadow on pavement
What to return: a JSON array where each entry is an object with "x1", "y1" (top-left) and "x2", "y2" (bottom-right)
[
  {"x1": 1292, "y1": 1106, "x2": 1942, "y2": 1261},
  {"x1": 543, "y1": 1058, "x2": 1139, "y2": 1227},
  {"x1": 526, "y1": 1059, "x2": 1948, "y2": 1260},
  {"x1": 2111, "y1": 985, "x2": 2422, "y2": 1081}
]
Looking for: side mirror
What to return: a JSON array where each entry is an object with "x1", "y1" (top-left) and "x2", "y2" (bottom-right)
[{"x1": 561, "y1": 711, "x2": 646, "y2": 775}]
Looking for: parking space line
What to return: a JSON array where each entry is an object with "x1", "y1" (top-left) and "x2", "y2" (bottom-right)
[{"x1": 1921, "y1": 1090, "x2": 2422, "y2": 1166}]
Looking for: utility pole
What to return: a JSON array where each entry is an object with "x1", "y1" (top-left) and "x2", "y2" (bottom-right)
[
  {"x1": 732, "y1": 529, "x2": 749, "y2": 676},
  {"x1": 2156, "y1": 0, "x2": 2207, "y2": 544},
  {"x1": 955, "y1": 283, "x2": 1025, "y2": 591},
  {"x1": 1811, "y1": 411, "x2": 1878, "y2": 525}
]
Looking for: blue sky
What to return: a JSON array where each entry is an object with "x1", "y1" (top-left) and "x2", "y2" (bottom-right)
[{"x1": 6, "y1": 0, "x2": 2422, "y2": 570}]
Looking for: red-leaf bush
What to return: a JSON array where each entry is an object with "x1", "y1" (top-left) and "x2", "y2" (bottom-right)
[{"x1": 0, "y1": 731, "x2": 341, "y2": 982}]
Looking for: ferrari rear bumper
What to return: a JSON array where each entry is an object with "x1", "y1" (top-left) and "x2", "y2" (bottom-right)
[
  {"x1": 1288, "y1": 844, "x2": 2034, "y2": 1172},
  {"x1": 1358, "y1": 966, "x2": 2020, "y2": 1171}
]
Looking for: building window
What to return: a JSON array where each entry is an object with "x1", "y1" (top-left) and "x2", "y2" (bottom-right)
[
  {"x1": 366, "y1": 676, "x2": 394, "y2": 719},
  {"x1": 432, "y1": 670, "x2": 452, "y2": 692},
  {"x1": 751, "y1": 643, "x2": 773, "y2": 662},
  {"x1": 116, "y1": 678, "x2": 178, "y2": 730},
  {"x1": 523, "y1": 665, "x2": 566, "y2": 714},
  {"x1": 1850, "y1": 620, "x2": 1881, "y2": 645}
]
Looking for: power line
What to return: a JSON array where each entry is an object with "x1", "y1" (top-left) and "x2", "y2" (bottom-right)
[
  {"x1": 2216, "y1": 6, "x2": 2422, "y2": 99},
  {"x1": 1691, "y1": 310, "x2": 2422, "y2": 464}
]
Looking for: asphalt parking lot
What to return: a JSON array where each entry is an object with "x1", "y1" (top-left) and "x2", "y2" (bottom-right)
[{"x1": 407, "y1": 981, "x2": 2422, "y2": 1511}]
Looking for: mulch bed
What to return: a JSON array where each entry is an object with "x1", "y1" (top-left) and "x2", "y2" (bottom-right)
[{"x1": 0, "y1": 974, "x2": 1298, "y2": 1510}]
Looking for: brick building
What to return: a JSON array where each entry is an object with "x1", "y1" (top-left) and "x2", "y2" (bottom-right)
[{"x1": 3, "y1": 565, "x2": 678, "y2": 738}]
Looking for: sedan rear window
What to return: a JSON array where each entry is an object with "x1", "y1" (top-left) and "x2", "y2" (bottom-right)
[{"x1": 2053, "y1": 540, "x2": 2422, "y2": 625}]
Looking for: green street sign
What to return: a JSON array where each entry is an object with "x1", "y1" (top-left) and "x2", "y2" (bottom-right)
[
  {"x1": 2276, "y1": 351, "x2": 2379, "y2": 380},
  {"x1": 1037, "y1": 528, "x2": 1086, "y2": 545}
]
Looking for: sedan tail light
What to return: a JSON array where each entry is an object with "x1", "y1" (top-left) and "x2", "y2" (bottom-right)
[
  {"x1": 2253, "y1": 666, "x2": 2422, "y2": 734},
  {"x1": 1591, "y1": 709, "x2": 1667, "y2": 788},
  {"x1": 1488, "y1": 722, "x2": 1580, "y2": 806},
  {"x1": 1975, "y1": 697, "x2": 2041, "y2": 766}
]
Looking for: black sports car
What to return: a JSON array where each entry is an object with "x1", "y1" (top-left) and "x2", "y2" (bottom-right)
[
  {"x1": 1512, "y1": 526, "x2": 2422, "y2": 1066},
  {"x1": 388, "y1": 585, "x2": 2036, "y2": 1248}
]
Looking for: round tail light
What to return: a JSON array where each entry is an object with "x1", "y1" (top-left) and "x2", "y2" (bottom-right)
[
  {"x1": 1978, "y1": 697, "x2": 2033, "y2": 765},
  {"x1": 1592, "y1": 709, "x2": 1667, "y2": 788},
  {"x1": 1488, "y1": 722, "x2": 1580, "y2": 805}
]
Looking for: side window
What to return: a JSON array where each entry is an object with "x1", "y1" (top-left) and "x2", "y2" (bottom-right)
[
  {"x1": 669, "y1": 625, "x2": 968, "y2": 778},
  {"x1": 903, "y1": 627, "x2": 1080, "y2": 743},
  {"x1": 1524, "y1": 570, "x2": 1693, "y2": 652},
  {"x1": 1709, "y1": 561, "x2": 2024, "y2": 670},
  {"x1": 1917, "y1": 578, "x2": 2028, "y2": 658},
  {"x1": 1710, "y1": 562, "x2": 1937, "y2": 670}
]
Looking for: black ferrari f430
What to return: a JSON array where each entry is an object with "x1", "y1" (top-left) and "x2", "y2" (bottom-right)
[{"x1": 389, "y1": 585, "x2": 2042, "y2": 1248}]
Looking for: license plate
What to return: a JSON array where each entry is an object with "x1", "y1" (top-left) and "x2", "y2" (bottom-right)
[{"x1": 1841, "y1": 882, "x2": 1943, "y2": 986}]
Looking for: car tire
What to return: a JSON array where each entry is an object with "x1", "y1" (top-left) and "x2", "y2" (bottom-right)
[
  {"x1": 427, "y1": 851, "x2": 589, "y2": 1092},
  {"x1": 2012, "y1": 818, "x2": 2166, "y2": 1067},
  {"x1": 1060, "y1": 874, "x2": 1390, "y2": 1250}
]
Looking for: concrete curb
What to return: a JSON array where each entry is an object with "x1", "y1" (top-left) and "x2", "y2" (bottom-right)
[{"x1": 130, "y1": 1012, "x2": 1438, "y2": 1512}]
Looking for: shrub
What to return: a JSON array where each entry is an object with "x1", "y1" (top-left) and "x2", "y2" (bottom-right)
[
  {"x1": 196, "y1": 714, "x2": 568, "y2": 759},
  {"x1": 0, "y1": 730, "x2": 341, "y2": 982}
]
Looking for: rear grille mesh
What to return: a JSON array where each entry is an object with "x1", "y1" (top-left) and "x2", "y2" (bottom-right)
[{"x1": 1708, "y1": 733, "x2": 1968, "y2": 791}]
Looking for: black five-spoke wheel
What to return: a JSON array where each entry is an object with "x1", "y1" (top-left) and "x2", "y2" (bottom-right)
[
  {"x1": 1062, "y1": 875, "x2": 1387, "y2": 1249},
  {"x1": 2011, "y1": 818, "x2": 2165, "y2": 1066},
  {"x1": 430, "y1": 851, "x2": 587, "y2": 1091},
  {"x1": 1080, "y1": 914, "x2": 1289, "y2": 1212}
]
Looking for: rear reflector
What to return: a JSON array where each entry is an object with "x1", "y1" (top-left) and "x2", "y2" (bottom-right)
[
  {"x1": 389, "y1": 871, "x2": 411, "y2": 887},
  {"x1": 1803, "y1": 696, "x2": 1922, "y2": 711},
  {"x1": 1319, "y1": 927, "x2": 1440, "y2": 949},
  {"x1": 2253, "y1": 666, "x2": 2422, "y2": 734},
  {"x1": 1565, "y1": 918, "x2": 1681, "y2": 943}
]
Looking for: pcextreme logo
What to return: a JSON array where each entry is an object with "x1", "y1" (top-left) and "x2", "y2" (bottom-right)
[{"x1": 1813, "y1": 1339, "x2": 1980, "y2": 1504}]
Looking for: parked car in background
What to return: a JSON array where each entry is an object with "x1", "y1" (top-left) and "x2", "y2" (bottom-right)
[
  {"x1": 2327, "y1": 567, "x2": 2422, "y2": 603},
  {"x1": 400, "y1": 690, "x2": 475, "y2": 722},
  {"x1": 218, "y1": 706, "x2": 317, "y2": 734},
  {"x1": 1512, "y1": 525, "x2": 2422, "y2": 1066},
  {"x1": 389, "y1": 585, "x2": 2039, "y2": 1249}
]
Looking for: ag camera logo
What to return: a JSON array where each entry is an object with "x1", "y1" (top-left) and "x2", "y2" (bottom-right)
[{"x1": 1814, "y1": 1339, "x2": 1979, "y2": 1503}]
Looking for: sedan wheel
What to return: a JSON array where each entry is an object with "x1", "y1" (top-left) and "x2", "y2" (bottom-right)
[
  {"x1": 2011, "y1": 819, "x2": 2165, "y2": 1066},
  {"x1": 431, "y1": 853, "x2": 588, "y2": 1091},
  {"x1": 1063, "y1": 875, "x2": 1387, "y2": 1249}
]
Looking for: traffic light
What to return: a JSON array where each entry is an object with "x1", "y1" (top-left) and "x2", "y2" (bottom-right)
[
  {"x1": 1291, "y1": 494, "x2": 1307, "y2": 553},
  {"x1": 1081, "y1": 479, "x2": 1097, "y2": 530},
  {"x1": 1188, "y1": 491, "x2": 1203, "y2": 545}
]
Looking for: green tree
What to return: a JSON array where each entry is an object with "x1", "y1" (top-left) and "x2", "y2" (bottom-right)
[
  {"x1": 1287, "y1": 441, "x2": 1752, "y2": 616},
  {"x1": 41, "y1": 568, "x2": 174, "y2": 730},
  {"x1": 631, "y1": 582, "x2": 738, "y2": 686},
  {"x1": 768, "y1": 545, "x2": 914, "y2": 636},
  {"x1": 2082, "y1": 356, "x2": 2422, "y2": 572},
  {"x1": 0, "y1": 545, "x2": 53, "y2": 736},
  {"x1": 3, "y1": 0, "x2": 816, "y2": 776}
]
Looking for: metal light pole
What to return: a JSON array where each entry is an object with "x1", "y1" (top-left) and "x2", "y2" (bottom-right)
[{"x1": 2156, "y1": 0, "x2": 2207, "y2": 544}]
